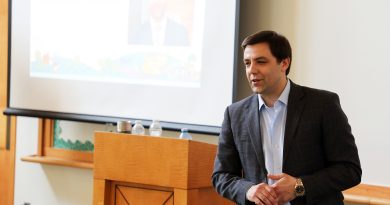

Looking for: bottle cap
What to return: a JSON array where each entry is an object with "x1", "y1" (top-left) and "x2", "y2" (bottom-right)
[{"x1": 181, "y1": 128, "x2": 188, "y2": 132}]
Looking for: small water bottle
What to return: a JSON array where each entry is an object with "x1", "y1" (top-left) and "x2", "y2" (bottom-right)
[
  {"x1": 105, "y1": 122, "x2": 115, "y2": 132},
  {"x1": 132, "y1": 120, "x2": 145, "y2": 135},
  {"x1": 179, "y1": 128, "x2": 192, "y2": 140},
  {"x1": 149, "y1": 120, "x2": 163, "y2": 136}
]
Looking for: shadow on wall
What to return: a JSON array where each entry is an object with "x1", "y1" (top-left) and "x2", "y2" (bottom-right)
[{"x1": 236, "y1": 0, "x2": 298, "y2": 101}]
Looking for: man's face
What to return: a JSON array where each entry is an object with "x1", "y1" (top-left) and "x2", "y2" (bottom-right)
[
  {"x1": 148, "y1": 0, "x2": 167, "y2": 20},
  {"x1": 243, "y1": 43, "x2": 289, "y2": 95}
]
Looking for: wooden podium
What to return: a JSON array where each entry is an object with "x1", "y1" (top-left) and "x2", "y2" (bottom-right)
[{"x1": 93, "y1": 132, "x2": 234, "y2": 205}]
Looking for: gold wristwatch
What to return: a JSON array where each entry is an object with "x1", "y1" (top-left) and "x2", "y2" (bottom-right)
[{"x1": 294, "y1": 178, "x2": 305, "y2": 197}]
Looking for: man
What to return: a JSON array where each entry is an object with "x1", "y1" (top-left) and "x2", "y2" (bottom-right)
[{"x1": 212, "y1": 30, "x2": 361, "y2": 205}]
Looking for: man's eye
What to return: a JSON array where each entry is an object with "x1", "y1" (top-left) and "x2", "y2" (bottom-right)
[{"x1": 257, "y1": 60, "x2": 266, "y2": 64}]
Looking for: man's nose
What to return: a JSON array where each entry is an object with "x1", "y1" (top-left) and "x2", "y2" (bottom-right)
[{"x1": 247, "y1": 63, "x2": 257, "y2": 74}]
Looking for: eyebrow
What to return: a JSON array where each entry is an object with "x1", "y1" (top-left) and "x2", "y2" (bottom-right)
[{"x1": 243, "y1": 56, "x2": 268, "y2": 61}]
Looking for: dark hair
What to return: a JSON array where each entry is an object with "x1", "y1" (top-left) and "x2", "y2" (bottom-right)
[{"x1": 241, "y1": 30, "x2": 292, "y2": 75}]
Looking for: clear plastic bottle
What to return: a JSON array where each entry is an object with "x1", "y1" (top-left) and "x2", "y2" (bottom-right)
[
  {"x1": 105, "y1": 122, "x2": 115, "y2": 132},
  {"x1": 149, "y1": 120, "x2": 163, "y2": 136},
  {"x1": 179, "y1": 128, "x2": 192, "y2": 140},
  {"x1": 132, "y1": 120, "x2": 145, "y2": 135}
]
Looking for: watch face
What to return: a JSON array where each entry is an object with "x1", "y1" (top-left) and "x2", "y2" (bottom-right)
[{"x1": 295, "y1": 185, "x2": 305, "y2": 195}]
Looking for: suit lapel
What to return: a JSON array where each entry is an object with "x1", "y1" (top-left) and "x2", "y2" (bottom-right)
[
  {"x1": 283, "y1": 82, "x2": 305, "y2": 166},
  {"x1": 247, "y1": 95, "x2": 267, "y2": 174}
]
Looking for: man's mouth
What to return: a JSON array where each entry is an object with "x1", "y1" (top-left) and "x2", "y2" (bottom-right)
[{"x1": 251, "y1": 79, "x2": 263, "y2": 87}]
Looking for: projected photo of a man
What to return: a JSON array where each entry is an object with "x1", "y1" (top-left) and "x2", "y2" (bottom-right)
[{"x1": 128, "y1": 0, "x2": 192, "y2": 46}]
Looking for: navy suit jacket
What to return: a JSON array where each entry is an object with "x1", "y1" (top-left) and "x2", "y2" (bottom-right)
[{"x1": 212, "y1": 81, "x2": 361, "y2": 205}]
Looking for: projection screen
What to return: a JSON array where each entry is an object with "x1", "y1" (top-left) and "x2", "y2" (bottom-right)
[{"x1": 5, "y1": 0, "x2": 240, "y2": 134}]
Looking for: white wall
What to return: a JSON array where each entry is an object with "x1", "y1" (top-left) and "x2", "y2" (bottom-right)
[
  {"x1": 13, "y1": 0, "x2": 390, "y2": 204},
  {"x1": 292, "y1": 0, "x2": 390, "y2": 186},
  {"x1": 14, "y1": 117, "x2": 93, "y2": 205}
]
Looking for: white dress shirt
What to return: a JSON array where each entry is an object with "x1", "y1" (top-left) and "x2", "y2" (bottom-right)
[{"x1": 258, "y1": 80, "x2": 291, "y2": 205}]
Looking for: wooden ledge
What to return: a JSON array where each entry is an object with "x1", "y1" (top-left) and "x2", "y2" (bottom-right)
[
  {"x1": 21, "y1": 155, "x2": 93, "y2": 169},
  {"x1": 343, "y1": 184, "x2": 390, "y2": 205}
]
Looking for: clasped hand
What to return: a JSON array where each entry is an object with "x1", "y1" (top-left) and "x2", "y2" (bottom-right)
[{"x1": 246, "y1": 173, "x2": 296, "y2": 205}]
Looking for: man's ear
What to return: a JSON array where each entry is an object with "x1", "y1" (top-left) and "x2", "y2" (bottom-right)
[{"x1": 280, "y1": 58, "x2": 290, "y2": 72}]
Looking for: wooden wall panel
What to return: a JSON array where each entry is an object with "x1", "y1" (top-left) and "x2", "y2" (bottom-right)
[
  {"x1": 0, "y1": 0, "x2": 8, "y2": 147},
  {"x1": 0, "y1": 0, "x2": 15, "y2": 204}
]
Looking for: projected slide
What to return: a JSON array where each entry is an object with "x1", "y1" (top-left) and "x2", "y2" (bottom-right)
[
  {"x1": 30, "y1": 0, "x2": 204, "y2": 87},
  {"x1": 10, "y1": 0, "x2": 237, "y2": 128}
]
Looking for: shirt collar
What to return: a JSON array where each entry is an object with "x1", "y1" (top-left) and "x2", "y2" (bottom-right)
[{"x1": 258, "y1": 79, "x2": 291, "y2": 110}]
